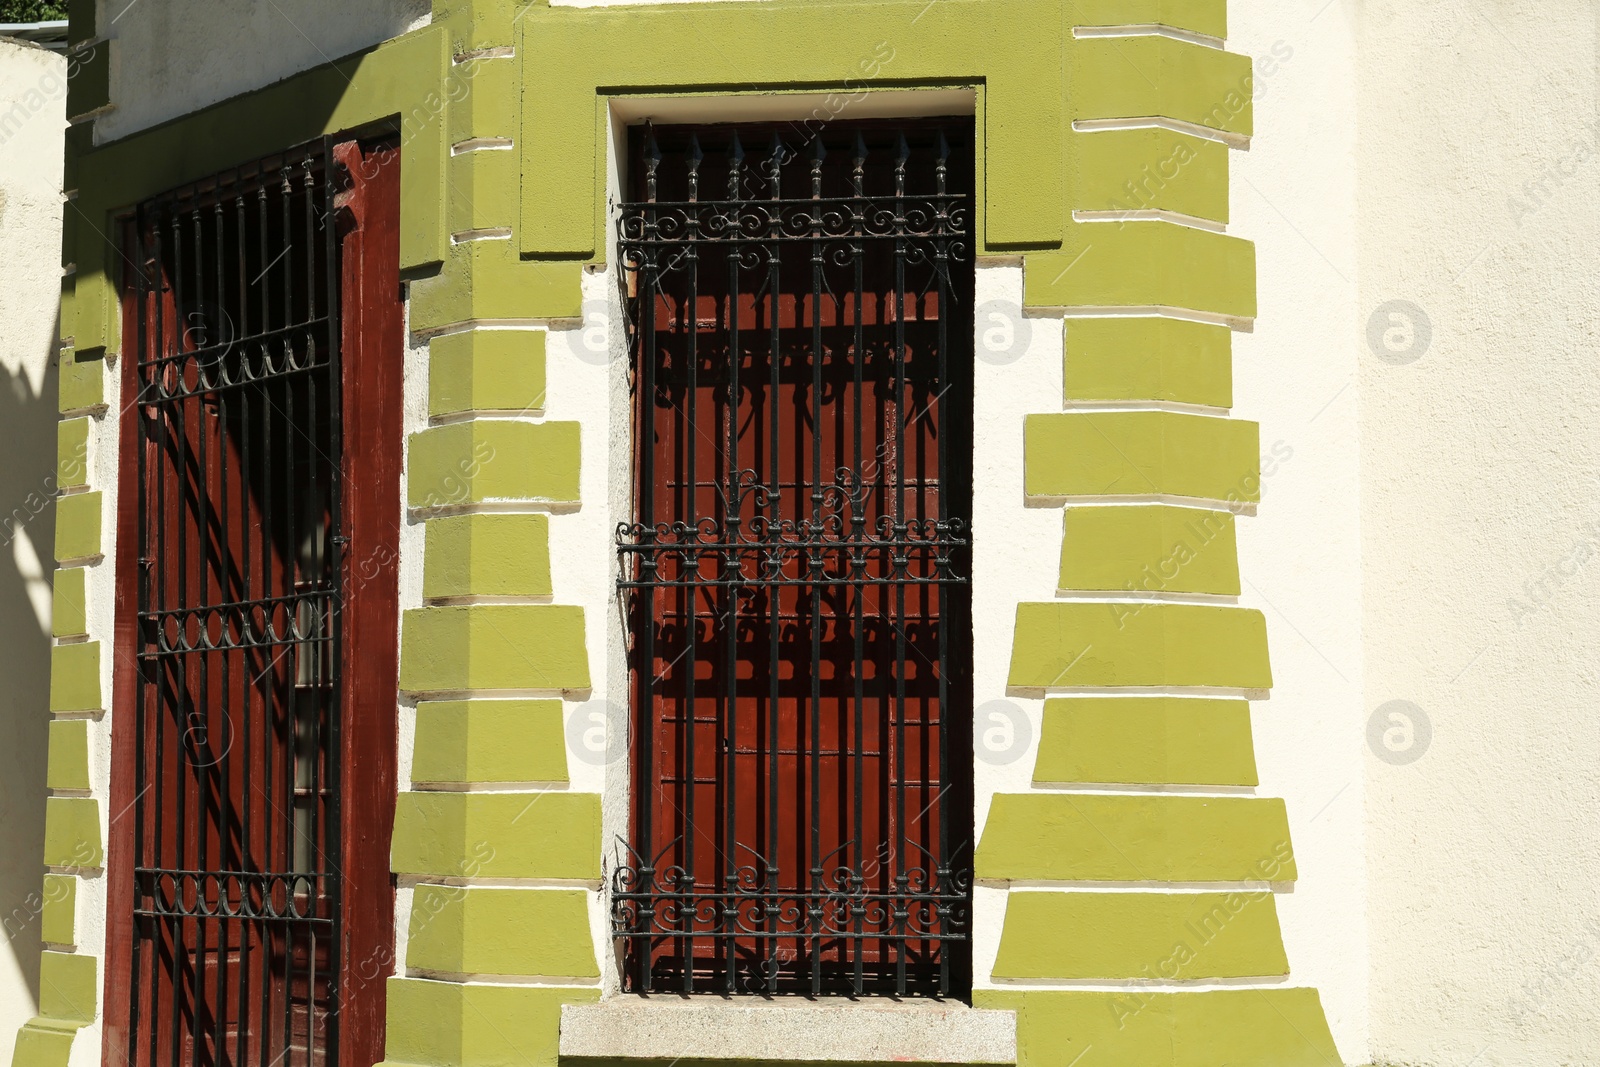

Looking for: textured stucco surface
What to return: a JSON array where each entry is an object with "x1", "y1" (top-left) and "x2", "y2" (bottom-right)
[
  {"x1": 1355, "y1": 2, "x2": 1600, "y2": 1064},
  {"x1": 94, "y1": 0, "x2": 431, "y2": 143},
  {"x1": 0, "y1": 33, "x2": 65, "y2": 1063}
]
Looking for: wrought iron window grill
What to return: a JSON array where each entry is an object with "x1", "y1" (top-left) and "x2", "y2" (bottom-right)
[
  {"x1": 612, "y1": 121, "x2": 976, "y2": 999},
  {"x1": 125, "y1": 137, "x2": 346, "y2": 1067}
]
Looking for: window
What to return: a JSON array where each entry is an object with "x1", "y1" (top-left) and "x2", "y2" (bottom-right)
[
  {"x1": 613, "y1": 120, "x2": 975, "y2": 998},
  {"x1": 104, "y1": 138, "x2": 403, "y2": 1067}
]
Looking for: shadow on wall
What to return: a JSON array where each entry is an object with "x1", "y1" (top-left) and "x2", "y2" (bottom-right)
[{"x1": 0, "y1": 327, "x2": 59, "y2": 1023}]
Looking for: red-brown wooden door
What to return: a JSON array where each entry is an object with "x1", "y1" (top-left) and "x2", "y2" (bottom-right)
[{"x1": 104, "y1": 137, "x2": 402, "y2": 1067}]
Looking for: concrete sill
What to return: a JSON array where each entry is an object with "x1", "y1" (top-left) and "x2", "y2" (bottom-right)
[{"x1": 559, "y1": 998, "x2": 1017, "y2": 1064}]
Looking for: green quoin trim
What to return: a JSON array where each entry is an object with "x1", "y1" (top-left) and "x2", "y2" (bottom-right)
[
  {"x1": 976, "y1": 793, "x2": 1295, "y2": 883},
  {"x1": 424, "y1": 514, "x2": 553, "y2": 601},
  {"x1": 1076, "y1": 0, "x2": 1227, "y2": 39},
  {"x1": 1077, "y1": 128, "x2": 1229, "y2": 224},
  {"x1": 412, "y1": 700, "x2": 569, "y2": 785},
  {"x1": 407, "y1": 886, "x2": 599, "y2": 978},
  {"x1": 1023, "y1": 224, "x2": 1256, "y2": 318},
  {"x1": 1069, "y1": 36, "x2": 1253, "y2": 138},
  {"x1": 1024, "y1": 411, "x2": 1260, "y2": 503},
  {"x1": 38, "y1": 951, "x2": 96, "y2": 1024},
  {"x1": 993, "y1": 891, "x2": 1288, "y2": 980},
  {"x1": 57, "y1": 352, "x2": 103, "y2": 414},
  {"x1": 41, "y1": 875, "x2": 77, "y2": 947},
  {"x1": 65, "y1": 40, "x2": 110, "y2": 120},
  {"x1": 973, "y1": 988, "x2": 1339, "y2": 1067},
  {"x1": 53, "y1": 492, "x2": 102, "y2": 564},
  {"x1": 1007, "y1": 602, "x2": 1270, "y2": 691},
  {"x1": 448, "y1": 51, "x2": 518, "y2": 144},
  {"x1": 429, "y1": 331, "x2": 547, "y2": 419},
  {"x1": 43, "y1": 798, "x2": 102, "y2": 869},
  {"x1": 379, "y1": 977, "x2": 599, "y2": 1067},
  {"x1": 446, "y1": 146, "x2": 518, "y2": 236},
  {"x1": 51, "y1": 568, "x2": 88, "y2": 640},
  {"x1": 409, "y1": 238, "x2": 585, "y2": 332},
  {"x1": 1034, "y1": 697, "x2": 1258, "y2": 787},
  {"x1": 56, "y1": 419, "x2": 90, "y2": 491},
  {"x1": 49, "y1": 642, "x2": 101, "y2": 714},
  {"x1": 407, "y1": 421, "x2": 580, "y2": 509},
  {"x1": 11, "y1": 1017, "x2": 83, "y2": 1067},
  {"x1": 63, "y1": 27, "x2": 449, "y2": 356},
  {"x1": 1061, "y1": 505, "x2": 1239, "y2": 596},
  {"x1": 518, "y1": 0, "x2": 1067, "y2": 258},
  {"x1": 391, "y1": 790, "x2": 602, "y2": 881},
  {"x1": 46, "y1": 720, "x2": 91, "y2": 793},
  {"x1": 1065, "y1": 317, "x2": 1232, "y2": 408},
  {"x1": 400, "y1": 605, "x2": 590, "y2": 693}
]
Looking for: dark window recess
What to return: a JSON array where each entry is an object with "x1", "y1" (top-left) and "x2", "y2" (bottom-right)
[
  {"x1": 108, "y1": 137, "x2": 402, "y2": 1067},
  {"x1": 613, "y1": 120, "x2": 976, "y2": 999}
]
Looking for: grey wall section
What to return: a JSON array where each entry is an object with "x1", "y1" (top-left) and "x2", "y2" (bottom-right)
[
  {"x1": 95, "y1": 0, "x2": 431, "y2": 143},
  {"x1": 0, "y1": 34, "x2": 66, "y2": 1063}
]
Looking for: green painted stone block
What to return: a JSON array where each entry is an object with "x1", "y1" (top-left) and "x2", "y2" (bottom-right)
[
  {"x1": 1025, "y1": 224, "x2": 1257, "y2": 320},
  {"x1": 43, "y1": 798, "x2": 102, "y2": 870},
  {"x1": 408, "y1": 420, "x2": 580, "y2": 509},
  {"x1": 1077, "y1": 128, "x2": 1229, "y2": 224},
  {"x1": 11, "y1": 1019, "x2": 81, "y2": 1067},
  {"x1": 1070, "y1": 35, "x2": 1253, "y2": 138},
  {"x1": 400, "y1": 605, "x2": 590, "y2": 694},
  {"x1": 974, "y1": 988, "x2": 1340, "y2": 1067},
  {"x1": 391, "y1": 790, "x2": 601, "y2": 881},
  {"x1": 446, "y1": 146, "x2": 519, "y2": 236},
  {"x1": 409, "y1": 240, "x2": 585, "y2": 332},
  {"x1": 41, "y1": 875, "x2": 77, "y2": 947},
  {"x1": 54, "y1": 492, "x2": 102, "y2": 563},
  {"x1": 1060, "y1": 505, "x2": 1239, "y2": 595},
  {"x1": 1024, "y1": 411, "x2": 1260, "y2": 504},
  {"x1": 1034, "y1": 697, "x2": 1258, "y2": 786},
  {"x1": 51, "y1": 568, "x2": 88, "y2": 639},
  {"x1": 1008, "y1": 602, "x2": 1270, "y2": 691},
  {"x1": 976, "y1": 793, "x2": 1295, "y2": 883},
  {"x1": 449, "y1": 54, "x2": 519, "y2": 144},
  {"x1": 407, "y1": 886, "x2": 598, "y2": 978},
  {"x1": 49, "y1": 642, "x2": 101, "y2": 714},
  {"x1": 994, "y1": 891, "x2": 1288, "y2": 980},
  {"x1": 1064, "y1": 316, "x2": 1232, "y2": 407},
  {"x1": 38, "y1": 951, "x2": 96, "y2": 1024},
  {"x1": 430, "y1": 329, "x2": 547, "y2": 418},
  {"x1": 381, "y1": 977, "x2": 598, "y2": 1067},
  {"x1": 1075, "y1": 0, "x2": 1227, "y2": 40},
  {"x1": 412, "y1": 699, "x2": 569, "y2": 785},
  {"x1": 56, "y1": 419, "x2": 91, "y2": 490},
  {"x1": 424, "y1": 513, "x2": 553, "y2": 600},
  {"x1": 46, "y1": 719, "x2": 91, "y2": 793}
]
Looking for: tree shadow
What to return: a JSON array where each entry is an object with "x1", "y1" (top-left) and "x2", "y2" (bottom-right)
[{"x1": 0, "y1": 328, "x2": 60, "y2": 1021}]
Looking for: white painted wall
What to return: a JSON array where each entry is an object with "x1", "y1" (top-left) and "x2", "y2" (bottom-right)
[
  {"x1": 1353, "y1": 2, "x2": 1600, "y2": 1065},
  {"x1": 92, "y1": 0, "x2": 430, "y2": 143},
  {"x1": 0, "y1": 33, "x2": 66, "y2": 1065}
]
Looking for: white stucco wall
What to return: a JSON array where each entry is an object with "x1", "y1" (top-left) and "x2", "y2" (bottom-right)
[
  {"x1": 1354, "y1": 2, "x2": 1600, "y2": 1065},
  {"x1": 0, "y1": 33, "x2": 66, "y2": 1066},
  {"x1": 92, "y1": 0, "x2": 430, "y2": 143}
]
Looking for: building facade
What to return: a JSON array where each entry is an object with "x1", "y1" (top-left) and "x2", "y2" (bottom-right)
[{"x1": 5, "y1": 2, "x2": 1597, "y2": 1067}]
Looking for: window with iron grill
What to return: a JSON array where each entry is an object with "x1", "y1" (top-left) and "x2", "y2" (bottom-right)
[{"x1": 613, "y1": 120, "x2": 976, "y2": 999}]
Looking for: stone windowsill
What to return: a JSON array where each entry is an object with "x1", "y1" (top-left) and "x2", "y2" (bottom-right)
[{"x1": 558, "y1": 997, "x2": 1017, "y2": 1064}]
